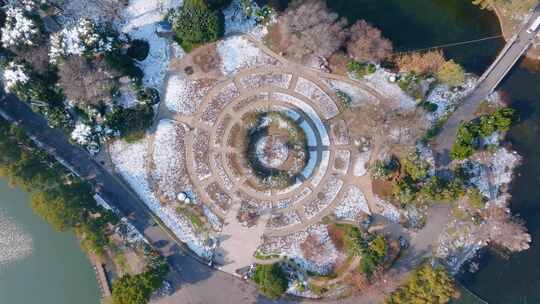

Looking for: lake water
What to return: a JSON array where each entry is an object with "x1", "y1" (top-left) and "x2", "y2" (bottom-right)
[
  {"x1": 0, "y1": 180, "x2": 101, "y2": 304},
  {"x1": 324, "y1": 0, "x2": 540, "y2": 303}
]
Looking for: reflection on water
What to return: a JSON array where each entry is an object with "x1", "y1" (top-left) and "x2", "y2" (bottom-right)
[
  {"x1": 0, "y1": 208, "x2": 33, "y2": 268},
  {"x1": 0, "y1": 180, "x2": 100, "y2": 304}
]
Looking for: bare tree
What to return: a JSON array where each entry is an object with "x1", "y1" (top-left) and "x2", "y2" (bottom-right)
[
  {"x1": 395, "y1": 50, "x2": 446, "y2": 75},
  {"x1": 13, "y1": 45, "x2": 51, "y2": 75},
  {"x1": 274, "y1": 0, "x2": 348, "y2": 64},
  {"x1": 346, "y1": 20, "x2": 393, "y2": 63},
  {"x1": 58, "y1": 56, "x2": 119, "y2": 106},
  {"x1": 483, "y1": 206, "x2": 531, "y2": 252}
]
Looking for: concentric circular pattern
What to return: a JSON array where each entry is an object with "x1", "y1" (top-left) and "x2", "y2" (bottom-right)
[
  {"x1": 152, "y1": 66, "x2": 379, "y2": 233},
  {"x1": 244, "y1": 111, "x2": 309, "y2": 190}
]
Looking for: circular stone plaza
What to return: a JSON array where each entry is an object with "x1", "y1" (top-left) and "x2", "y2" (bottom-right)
[{"x1": 111, "y1": 36, "x2": 404, "y2": 277}]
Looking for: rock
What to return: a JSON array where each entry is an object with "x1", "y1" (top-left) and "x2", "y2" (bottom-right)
[{"x1": 177, "y1": 192, "x2": 187, "y2": 202}]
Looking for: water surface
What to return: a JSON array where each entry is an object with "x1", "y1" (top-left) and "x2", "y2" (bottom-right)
[{"x1": 0, "y1": 180, "x2": 101, "y2": 304}]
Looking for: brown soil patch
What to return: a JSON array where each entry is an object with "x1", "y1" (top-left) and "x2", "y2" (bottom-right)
[
  {"x1": 170, "y1": 43, "x2": 223, "y2": 79},
  {"x1": 301, "y1": 234, "x2": 326, "y2": 262},
  {"x1": 372, "y1": 178, "x2": 395, "y2": 202},
  {"x1": 264, "y1": 23, "x2": 284, "y2": 54},
  {"x1": 328, "y1": 52, "x2": 349, "y2": 76},
  {"x1": 327, "y1": 224, "x2": 346, "y2": 252}
]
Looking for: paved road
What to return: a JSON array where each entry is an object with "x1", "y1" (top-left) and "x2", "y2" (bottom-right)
[
  {"x1": 0, "y1": 94, "x2": 271, "y2": 304},
  {"x1": 435, "y1": 5, "x2": 540, "y2": 164}
]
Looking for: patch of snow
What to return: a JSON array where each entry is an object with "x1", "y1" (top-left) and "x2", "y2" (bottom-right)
[
  {"x1": 425, "y1": 75, "x2": 476, "y2": 122},
  {"x1": 353, "y1": 150, "x2": 371, "y2": 177},
  {"x1": 364, "y1": 69, "x2": 416, "y2": 110},
  {"x1": 272, "y1": 92, "x2": 330, "y2": 145},
  {"x1": 164, "y1": 74, "x2": 212, "y2": 114},
  {"x1": 93, "y1": 194, "x2": 114, "y2": 212},
  {"x1": 223, "y1": 0, "x2": 258, "y2": 35},
  {"x1": 467, "y1": 162, "x2": 491, "y2": 198},
  {"x1": 258, "y1": 224, "x2": 338, "y2": 274},
  {"x1": 117, "y1": 0, "x2": 184, "y2": 89},
  {"x1": 323, "y1": 79, "x2": 379, "y2": 107},
  {"x1": 240, "y1": 72, "x2": 292, "y2": 90},
  {"x1": 304, "y1": 176, "x2": 343, "y2": 219},
  {"x1": 217, "y1": 36, "x2": 276, "y2": 76},
  {"x1": 295, "y1": 77, "x2": 339, "y2": 119},
  {"x1": 71, "y1": 123, "x2": 92, "y2": 145},
  {"x1": 3, "y1": 62, "x2": 29, "y2": 92},
  {"x1": 490, "y1": 147, "x2": 520, "y2": 188},
  {"x1": 334, "y1": 186, "x2": 371, "y2": 221},
  {"x1": 275, "y1": 187, "x2": 312, "y2": 209},
  {"x1": 152, "y1": 119, "x2": 192, "y2": 201},
  {"x1": 1, "y1": 7, "x2": 39, "y2": 49},
  {"x1": 374, "y1": 196, "x2": 401, "y2": 223},
  {"x1": 310, "y1": 151, "x2": 330, "y2": 188},
  {"x1": 49, "y1": 18, "x2": 113, "y2": 63},
  {"x1": 201, "y1": 82, "x2": 240, "y2": 124},
  {"x1": 110, "y1": 139, "x2": 211, "y2": 258},
  {"x1": 203, "y1": 206, "x2": 222, "y2": 232}
]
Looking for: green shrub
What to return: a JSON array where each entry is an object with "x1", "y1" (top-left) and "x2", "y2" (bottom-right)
[
  {"x1": 387, "y1": 264, "x2": 457, "y2": 304},
  {"x1": 111, "y1": 257, "x2": 169, "y2": 304},
  {"x1": 421, "y1": 101, "x2": 438, "y2": 112},
  {"x1": 335, "y1": 90, "x2": 352, "y2": 111},
  {"x1": 171, "y1": 0, "x2": 224, "y2": 52},
  {"x1": 127, "y1": 39, "x2": 150, "y2": 61},
  {"x1": 467, "y1": 188, "x2": 487, "y2": 209},
  {"x1": 371, "y1": 158, "x2": 398, "y2": 180},
  {"x1": 450, "y1": 123, "x2": 476, "y2": 160},
  {"x1": 207, "y1": 0, "x2": 232, "y2": 10},
  {"x1": 339, "y1": 224, "x2": 388, "y2": 277},
  {"x1": 105, "y1": 49, "x2": 143, "y2": 79},
  {"x1": 402, "y1": 153, "x2": 430, "y2": 181},
  {"x1": 252, "y1": 264, "x2": 288, "y2": 299},
  {"x1": 137, "y1": 87, "x2": 160, "y2": 105},
  {"x1": 397, "y1": 73, "x2": 425, "y2": 100},
  {"x1": 347, "y1": 60, "x2": 376, "y2": 78},
  {"x1": 105, "y1": 104, "x2": 154, "y2": 142},
  {"x1": 450, "y1": 108, "x2": 515, "y2": 160}
]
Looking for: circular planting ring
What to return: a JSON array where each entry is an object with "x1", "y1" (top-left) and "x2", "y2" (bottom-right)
[{"x1": 150, "y1": 65, "x2": 382, "y2": 235}]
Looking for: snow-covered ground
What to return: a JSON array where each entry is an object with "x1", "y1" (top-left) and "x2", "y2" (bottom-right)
[
  {"x1": 117, "y1": 0, "x2": 184, "y2": 90},
  {"x1": 353, "y1": 150, "x2": 371, "y2": 177},
  {"x1": 152, "y1": 119, "x2": 192, "y2": 201},
  {"x1": 164, "y1": 74, "x2": 212, "y2": 114},
  {"x1": 217, "y1": 36, "x2": 276, "y2": 76},
  {"x1": 425, "y1": 75, "x2": 476, "y2": 122},
  {"x1": 304, "y1": 176, "x2": 343, "y2": 219},
  {"x1": 333, "y1": 149, "x2": 351, "y2": 175},
  {"x1": 323, "y1": 79, "x2": 379, "y2": 107},
  {"x1": 490, "y1": 147, "x2": 520, "y2": 188},
  {"x1": 267, "y1": 210, "x2": 302, "y2": 229},
  {"x1": 374, "y1": 196, "x2": 401, "y2": 223},
  {"x1": 109, "y1": 139, "x2": 211, "y2": 258},
  {"x1": 295, "y1": 77, "x2": 339, "y2": 119},
  {"x1": 258, "y1": 224, "x2": 338, "y2": 274},
  {"x1": 334, "y1": 186, "x2": 371, "y2": 221},
  {"x1": 364, "y1": 69, "x2": 416, "y2": 110},
  {"x1": 223, "y1": 0, "x2": 257, "y2": 35}
]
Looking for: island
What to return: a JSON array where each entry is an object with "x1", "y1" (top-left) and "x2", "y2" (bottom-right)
[{"x1": 0, "y1": 0, "x2": 538, "y2": 303}]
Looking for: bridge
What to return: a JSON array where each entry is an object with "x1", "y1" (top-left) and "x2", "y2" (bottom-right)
[{"x1": 435, "y1": 5, "x2": 540, "y2": 163}]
